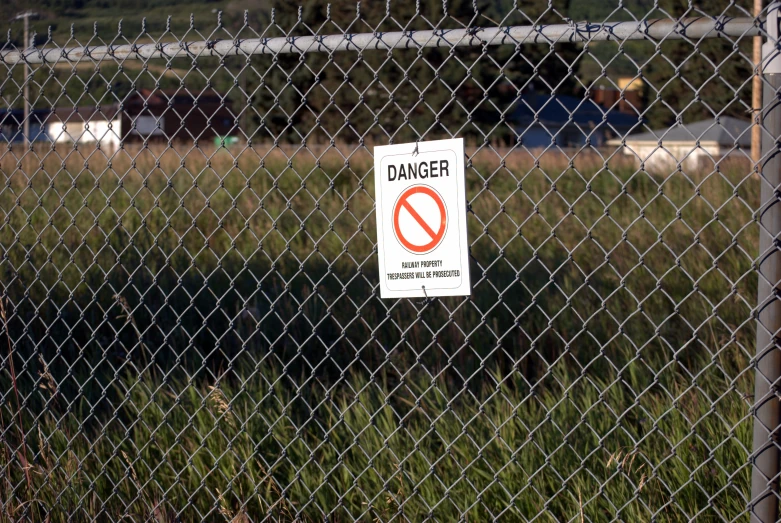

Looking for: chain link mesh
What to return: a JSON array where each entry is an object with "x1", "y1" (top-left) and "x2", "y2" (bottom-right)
[{"x1": 0, "y1": 0, "x2": 776, "y2": 520}]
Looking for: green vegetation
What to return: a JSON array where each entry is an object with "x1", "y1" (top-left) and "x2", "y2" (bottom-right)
[
  {"x1": 0, "y1": 142, "x2": 759, "y2": 520},
  {"x1": 0, "y1": 1, "x2": 764, "y2": 519},
  {"x1": 0, "y1": 344, "x2": 754, "y2": 521}
]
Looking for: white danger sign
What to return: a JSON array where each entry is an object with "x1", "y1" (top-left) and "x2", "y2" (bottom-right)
[{"x1": 374, "y1": 138, "x2": 471, "y2": 298}]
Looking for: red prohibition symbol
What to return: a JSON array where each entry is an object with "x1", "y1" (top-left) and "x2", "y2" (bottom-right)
[{"x1": 392, "y1": 185, "x2": 447, "y2": 254}]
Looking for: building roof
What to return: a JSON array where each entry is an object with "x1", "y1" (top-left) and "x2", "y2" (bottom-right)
[
  {"x1": 51, "y1": 105, "x2": 121, "y2": 123},
  {"x1": 2, "y1": 106, "x2": 122, "y2": 125},
  {"x1": 133, "y1": 88, "x2": 227, "y2": 106},
  {"x1": 510, "y1": 93, "x2": 640, "y2": 130},
  {"x1": 618, "y1": 116, "x2": 751, "y2": 146},
  {"x1": 0, "y1": 108, "x2": 51, "y2": 125},
  {"x1": 2, "y1": 105, "x2": 125, "y2": 126},
  {"x1": 42, "y1": 90, "x2": 226, "y2": 124}
]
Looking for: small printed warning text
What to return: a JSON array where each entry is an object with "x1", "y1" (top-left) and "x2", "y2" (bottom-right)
[{"x1": 386, "y1": 259, "x2": 460, "y2": 280}]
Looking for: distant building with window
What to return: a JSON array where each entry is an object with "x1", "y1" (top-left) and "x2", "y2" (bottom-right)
[
  {"x1": 120, "y1": 89, "x2": 237, "y2": 142},
  {"x1": 1, "y1": 89, "x2": 236, "y2": 148},
  {"x1": 608, "y1": 116, "x2": 751, "y2": 170}
]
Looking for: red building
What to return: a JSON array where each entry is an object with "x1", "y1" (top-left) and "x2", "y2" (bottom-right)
[
  {"x1": 590, "y1": 78, "x2": 644, "y2": 115},
  {"x1": 120, "y1": 88, "x2": 237, "y2": 142}
]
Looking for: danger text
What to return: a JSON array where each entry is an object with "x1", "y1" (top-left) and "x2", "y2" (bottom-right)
[{"x1": 388, "y1": 160, "x2": 450, "y2": 182}]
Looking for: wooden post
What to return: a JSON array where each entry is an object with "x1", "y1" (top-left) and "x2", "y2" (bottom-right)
[
  {"x1": 754, "y1": 0, "x2": 764, "y2": 167},
  {"x1": 751, "y1": 7, "x2": 781, "y2": 521}
]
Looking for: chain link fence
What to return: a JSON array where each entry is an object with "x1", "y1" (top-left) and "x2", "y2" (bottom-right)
[{"x1": 0, "y1": 0, "x2": 779, "y2": 520}]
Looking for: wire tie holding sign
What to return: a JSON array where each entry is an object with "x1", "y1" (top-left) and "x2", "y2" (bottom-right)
[{"x1": 416, "y1": 285, "x2": 432, "y2": 306}]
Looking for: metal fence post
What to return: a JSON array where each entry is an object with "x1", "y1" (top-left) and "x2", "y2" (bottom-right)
[{"x1": 753, "y1": 3, "x2": 781, "y2": 521}]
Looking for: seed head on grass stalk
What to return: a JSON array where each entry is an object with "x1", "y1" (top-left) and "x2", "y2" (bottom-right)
[
  {"x1": 0, "y1": 297, "x2": 32, "y2": 507},
  {"x1": 114, "y1": 294, "x2": 151, "y2": 371}
]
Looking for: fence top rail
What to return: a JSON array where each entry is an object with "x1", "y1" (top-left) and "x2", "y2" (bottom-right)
[{"x1": 0, "y1": 16, "x2": 763, "y2": 66}]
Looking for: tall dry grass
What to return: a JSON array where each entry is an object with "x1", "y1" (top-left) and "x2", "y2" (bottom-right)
[{"x1": 0, "y1": 139, "x2": 761, "y2": 520}]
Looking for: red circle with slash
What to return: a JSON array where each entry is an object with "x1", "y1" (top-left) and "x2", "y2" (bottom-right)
[{"x1": 392, "y1": 185, "x2": 448, "y2": 254}]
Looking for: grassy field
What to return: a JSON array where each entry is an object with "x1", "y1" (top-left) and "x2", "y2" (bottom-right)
[{"x1": 0, "y1": 141, "x2": 760, "y2": 520}]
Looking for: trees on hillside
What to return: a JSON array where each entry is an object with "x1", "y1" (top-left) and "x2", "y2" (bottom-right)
[
  {"x1": 215, "y1": 0, "x2": 579, "y2": 145},
  {"x1": 3, "y1": 0, "x2": 758, "y2": 142}
]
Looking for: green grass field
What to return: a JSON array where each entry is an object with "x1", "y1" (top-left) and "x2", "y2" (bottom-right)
[{"x1": 0, "y1": 141, "x2": 760, "y2": 520}]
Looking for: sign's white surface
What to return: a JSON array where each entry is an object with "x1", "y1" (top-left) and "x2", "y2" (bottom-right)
[{"x1": 374, "y1": 138, "x2": 471, "y2": 298}]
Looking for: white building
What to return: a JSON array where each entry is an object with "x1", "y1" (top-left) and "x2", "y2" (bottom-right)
[
  {"x1": 46, "y1": 106, "x2": 122, "y2": 149},
  {"x1": 608, "y1": 116, "x2": 751, "y2": 170}
]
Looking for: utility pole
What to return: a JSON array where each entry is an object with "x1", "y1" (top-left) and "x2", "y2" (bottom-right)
[{"x1": 13, "y1": 11, "x2": 38, "y2": 148}]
